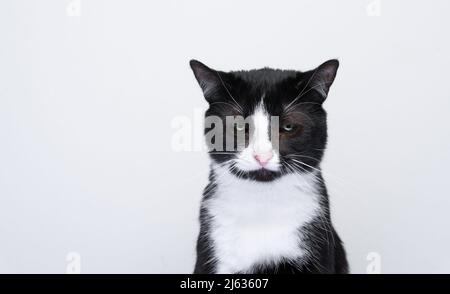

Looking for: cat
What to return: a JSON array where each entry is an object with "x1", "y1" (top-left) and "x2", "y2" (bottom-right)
[{"x1": 189, "y1": 59, "x2": 348, "y2": 274}]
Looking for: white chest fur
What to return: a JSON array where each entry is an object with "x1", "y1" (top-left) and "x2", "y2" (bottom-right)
[{"x1": 205, "y1": 165, "x2": 321, "y2": 274}]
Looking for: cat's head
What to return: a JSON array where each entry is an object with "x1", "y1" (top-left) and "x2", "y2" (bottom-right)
[{"x1": 190, "y1": 59, "x2": 339, "y2": 182}]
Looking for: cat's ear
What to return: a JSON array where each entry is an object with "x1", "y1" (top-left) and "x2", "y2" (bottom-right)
[
  {"x1": 308, "y1": 59, "x2": 339, "y2": 100},
  {"x1": 190, "y1": 60, "x2": 223, "y2": 102}
]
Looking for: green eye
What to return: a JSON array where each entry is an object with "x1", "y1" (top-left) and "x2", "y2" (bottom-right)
[{"x1": 282, "y1": 123, "x2": 295, "y2": 132}]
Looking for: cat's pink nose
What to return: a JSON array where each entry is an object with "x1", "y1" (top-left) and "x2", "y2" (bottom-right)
[{"x1": 254, "y1": 152, "x2": 273, "y2": 166}]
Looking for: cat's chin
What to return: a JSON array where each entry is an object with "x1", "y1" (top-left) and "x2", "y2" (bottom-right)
[{"x1": 230, "y1": 167, "x2": 281, "y2": 182}]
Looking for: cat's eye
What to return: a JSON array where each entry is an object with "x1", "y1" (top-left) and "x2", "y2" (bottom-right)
[{"x1": 281, "y1": 123, "x2": 296, "y2": 132}]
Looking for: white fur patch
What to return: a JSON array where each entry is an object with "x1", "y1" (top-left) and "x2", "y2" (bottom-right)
[{"x1": 205, "y1": 164, "x2": 321, "y2": 274}]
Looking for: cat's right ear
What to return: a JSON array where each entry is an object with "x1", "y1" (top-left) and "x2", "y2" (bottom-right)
[{"x1": 189, "y1": 60, "x2": 222, "y2": 102}]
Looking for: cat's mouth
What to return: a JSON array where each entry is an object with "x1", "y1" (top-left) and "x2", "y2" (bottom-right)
[{"x1": 229, "y1": 166, "x2": 281, "y2": 182}]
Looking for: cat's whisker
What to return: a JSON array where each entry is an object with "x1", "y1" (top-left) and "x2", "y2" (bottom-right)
[
  {"x1": 208, "y1": 101, "x2": 243, "y2": 114},
  {"x1": 215, "y1": 71, "x2": 244, "y2": 113},
  {"x1": 285, "y1": 154, "x2": 322, "y2": 162},
  {"x1": 288, "y1": 158, "x2": 365, "y2": 197},
  {"x1": 287, "y1": 159, "x2": 360, "y2": 204},
  {"x1": 283, "y1": 162, "x2": 336, "y2": 248},
  {"x1": 289, "y1": 158, "x2": 326, "y2": 175},
  {"x1": 286, "y1": 102, "x2": 322, "y2": 108},
  {"x1": 214, "y1": 159, "x2": 236, "y2": 171},
  {"x1": 284, "y1": 67, "x2": 320, "y2": 112},
  {"x1": 284, "y1": 81, "x2": 330, "y2": 113}
]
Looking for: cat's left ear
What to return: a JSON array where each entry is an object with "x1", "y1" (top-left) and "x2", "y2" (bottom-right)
[{"x1": 309, "y1": 59, "x2": 339, "y2": 100}]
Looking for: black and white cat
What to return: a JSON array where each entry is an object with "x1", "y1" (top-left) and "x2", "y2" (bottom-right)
[{"x1": 189, "y1": 59, "x2": 348, "y2": 274}]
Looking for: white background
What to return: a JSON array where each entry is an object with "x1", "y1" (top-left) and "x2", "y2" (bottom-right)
[{"x1": 1, "y1": 0, "x2": 450, "y2": 273}]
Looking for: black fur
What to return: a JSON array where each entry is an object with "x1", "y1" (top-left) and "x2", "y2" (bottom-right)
[{"x1": 190, "y1": 59, "x2": 348, "y2": 274}]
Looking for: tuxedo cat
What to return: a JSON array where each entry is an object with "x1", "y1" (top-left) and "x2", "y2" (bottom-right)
[{"x1": 190, "y1": 59, "x2": 348, "y2": 274}]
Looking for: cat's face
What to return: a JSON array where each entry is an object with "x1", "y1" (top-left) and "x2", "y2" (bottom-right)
[{"x1": 190, "y1": 60, "x2": 339, "y2": 182}]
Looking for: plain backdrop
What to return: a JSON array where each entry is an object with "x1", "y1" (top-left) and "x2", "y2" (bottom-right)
[{"x1": 1, "y1": 0, "x2": 450, "y2": 274}]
